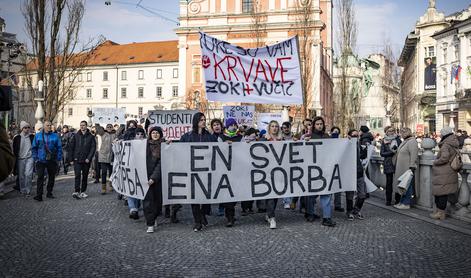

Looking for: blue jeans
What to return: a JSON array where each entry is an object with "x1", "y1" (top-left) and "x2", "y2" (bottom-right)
[
  {"x1": 128, "y1": 197, "x2": 140, "y2": 213},
  {"x1": 306, "y1": 194, "x2": 332, "y2": 218},
  {"x1": 400, "y1": 179, "x2": 414, "y2": 205}
]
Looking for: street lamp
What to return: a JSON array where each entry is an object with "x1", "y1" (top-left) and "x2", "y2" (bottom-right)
[
  {"x1": 34, "y1": 80, "x2": 45, "y2": 131},
  {"x1": 87, "y1": 109, "x2": 93, "y2": 127}
]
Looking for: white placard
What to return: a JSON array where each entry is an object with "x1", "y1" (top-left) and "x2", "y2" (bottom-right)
[
  {"x1": 161, "y1": 139, "x2": 357, "y2": 205},
  {"x1": 223, "y1": 106, "x2": 255, "y2": 126},
  {"x1": 93, "y1": 108, "x2": 126, "y2": 125},
  {"x1": 147, "y1": 110, "x2": 198, "y2": 141},
  {"x1": 200, "y1": 32, "x2": 303, "y2": 104},
  {"x1": 257, "y1": 113, "x2": 283, "y2": 132},
  {"x1": 110, "y1": 140, "x2": 149, "y2": 200}
]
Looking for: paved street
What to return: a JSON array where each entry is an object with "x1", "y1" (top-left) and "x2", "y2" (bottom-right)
[{"x1": 1, "y1": 175, "x2": 471, "y2": 278}]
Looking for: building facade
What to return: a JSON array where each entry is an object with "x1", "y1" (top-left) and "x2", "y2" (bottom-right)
[
  {"x1": 18, "y1": 40, "x2": 183, "y2": 128},
  {"x1": 432, "y1": 8, "x2": 471, "y2": 133},
  {"x1": 175, "y1": 0, "x2": 334, "y2": 125}
]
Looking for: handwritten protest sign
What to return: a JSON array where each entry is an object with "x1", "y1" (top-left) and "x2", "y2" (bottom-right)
[
  {"x1": 93, "y1": 108, "x2": 126, "y2": 125},
  {"x1": 147, "y1": 110, "x2": 197, "y2": 141},
  {"x1": 223, "y1": 106, "x2": 255, "y2": 126},
  {"x1": 161, "y1": 139, "x2": 357, "y2": 204},
  {"x1": 256, "y1": 113, "x2": 283, "y2": 132},
  {"x1": 110, "y1": 140, "x2": 149, "y2": 200},
  {"x1": 200, "y1": 32, "x2": 303, "y2": 104}
]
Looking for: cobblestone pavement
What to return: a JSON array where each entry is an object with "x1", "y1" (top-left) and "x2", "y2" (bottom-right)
[{"x1": 1, "y1": 175, "x2": 471, "y2": 278}]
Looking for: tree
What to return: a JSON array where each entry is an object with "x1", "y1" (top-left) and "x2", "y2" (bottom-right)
[
  {"x1": 381, "y1": 37, "x2": 401, "y2": 127},
  {"x1": 22, "y1": 0, "x2": 99, "y2": 122}
]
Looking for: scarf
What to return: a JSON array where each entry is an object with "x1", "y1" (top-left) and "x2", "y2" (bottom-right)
[{"x1": 224, "y1": 129, "x2": 238, "y2": 138}]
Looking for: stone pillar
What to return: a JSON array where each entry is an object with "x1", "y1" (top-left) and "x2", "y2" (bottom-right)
[
  {"x1": 417, "y1": 138, "x2": 435, "y2": 208},
  {"x1": 456, "y1": 164, "x2": 470, "y2": 215}
]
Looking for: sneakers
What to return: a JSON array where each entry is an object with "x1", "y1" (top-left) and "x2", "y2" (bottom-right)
[
  {"x1": 322, "y1": 218, "x2": 336, "y2": 227},
  {"x1": 146, "y1": 226, "x2": 154, "y2": 233},
  {"x1": 394, "y1": 203, "x2": 410, "y2": 210},
  {"x1": 429, "y1": 209, "x2": 446, "y2": 220},
  {"x1": 284, "y1": 203, "x2": 291, "y2": 209},
  {"x1": 33, "y1": 195, "x2": 43, "y2": 202},
  {"x1": 79, "y1": 192, "x2": 88, "y2": 199},
  {"x1": 72, "y1": 192, "x2": 81, "y2": 199},
  {"x1": 129, "y1": 211, "x2": 139, "y2": 220},
  {"x1": 346, "y1": 213, "x2": 354, "y2": 221},
  {"x1": 268, "y1": 217, "x2": 277, "y2": 229},
  {"x1": 353, "y1": 212, "x2": 364, "y2": 220},
  {"x1": 193, "y1": 224, "x2": 203, "y2": 232}
]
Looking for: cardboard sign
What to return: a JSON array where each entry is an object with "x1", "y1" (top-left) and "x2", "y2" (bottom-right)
[
  {"x1": 161, "y1": 140, "x2": 357, "y2": 204},
  {"x1": 223, "y1": 106, "x2": 255, "y2": 126},
  {"x1": 147, "y1": 110, "x2": 198, "y2": 141},
  {"x1": 200, "y1": 32, "x2": 303, "y2": 104},
  {"x1": 93, "y1": 108, "x2": 126, "y2": 125},
  {"x1": 256, "y1": 113, "x2": 283, "y2": 132}
]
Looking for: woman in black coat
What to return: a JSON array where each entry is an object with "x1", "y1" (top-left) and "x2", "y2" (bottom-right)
[
  {"x1": 380, "y1": 126, "x2": 402, "y2": 206},
  {"x1": 143, "y1": 126, "x2": 164, "y2": 233}
]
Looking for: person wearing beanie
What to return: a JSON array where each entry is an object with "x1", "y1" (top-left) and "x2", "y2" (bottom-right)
[
  {"x1": 393, "y1": 127, "x2": 419, "y2": 210},
  {"x1": 430, "y1": 127, "x2": 459, "y2": 220},
  {"x1": 220, "y1": 118, "x2": 243, "y2": 227},
  {"x1": 13, "y1": 121, "x2": 34, "y2": 196}
]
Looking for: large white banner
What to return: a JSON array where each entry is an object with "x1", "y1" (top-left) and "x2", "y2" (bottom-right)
[
  {"x1": 200, "y1": 32, "x2": 303, "y2": 104},
  {"x1": 161, "y1": 139, "x2": 357, "y2": 205},
  {"x1": 147, "y1": 110, "x2": 198, "y2": 141},
  {"x1": 110, "y1": 140, "x2": 149, "y2": 200},
  {"x1": 223, "y1": 105, "x2": 255, "y2": 126},
  {"x1": 93, "y1": 108, "x2": 126, "y2": 125}
]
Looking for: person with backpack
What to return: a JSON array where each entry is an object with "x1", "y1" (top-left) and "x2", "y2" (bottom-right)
[{"x1": 430, "y1": 127, "x2": 460, "y2": 220}]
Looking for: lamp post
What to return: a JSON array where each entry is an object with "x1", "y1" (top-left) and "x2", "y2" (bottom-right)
[
  {"x1": 87, "y1": 109, "x2": 93, "y2": 127},
  {"x1": 34, "y1": 80, "x2": 45, "y2": 131}
]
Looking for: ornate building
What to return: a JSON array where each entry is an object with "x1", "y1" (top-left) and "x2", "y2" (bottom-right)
[{"x1": 176, "y1": 0, "x2": 334, "y2": 125}]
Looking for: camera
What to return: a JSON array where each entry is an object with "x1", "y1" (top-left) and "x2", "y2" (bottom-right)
[{"x1": 0, "y1": 85, "x2": 13, "y2": 112}]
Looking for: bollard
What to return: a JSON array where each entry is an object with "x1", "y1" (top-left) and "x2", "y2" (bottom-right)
[{"x1": 417, "y1": 138, "x2": 435, "y2": 208}]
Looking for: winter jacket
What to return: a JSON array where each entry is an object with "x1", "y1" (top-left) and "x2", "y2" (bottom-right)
[
  {"x1": 392, "y1": 136, "x2": 419, "y2": 193},
  {"x1": 12, "y1": 133, "x2": 34, "y2": 175},
  {"x1": 32, "y1": 130, "x2": 63, "y2": 163},
  {"x1": 380, "y1": 136, "x2": 402, "y2": 174},
  {"x1": 69, "y1": 129, "x2": 96, "y2": 163},
  {"x1": 146, "y1": 139, "x2": 162, "y2": 182},
  {"x1": 0, "y1": 125, "x2": 14, "y2": 182},
  {"x1": 97, "y1": 127, "x2": 116, "y2": 164},
  {"x1": 432, "y1": 134, "x2": 460, "y2": 196}
]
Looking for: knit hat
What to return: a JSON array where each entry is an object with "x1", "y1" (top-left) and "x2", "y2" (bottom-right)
[
  {"x1": 225, "y1": 118, "x2": 238, "y2": 128},
  {"x1": 148, "y1": 126, "x2": 163, "y2": 140},
  {"x1": 440, "y1": 126, "x2": 453, "y2": 137},
  {"x1": 360, "y1": 125, "x2": 370, "y2": 133},
  {"x1": 20, "y1": 121, "x2": 30, "y2": 130}
]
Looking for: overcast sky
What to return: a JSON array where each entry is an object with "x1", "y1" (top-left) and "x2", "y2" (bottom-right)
[{"x1": 1, "y1": 0, "x2": 470, "y2": 58}]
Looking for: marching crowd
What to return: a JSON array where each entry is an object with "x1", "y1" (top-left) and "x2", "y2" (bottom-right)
[{"x1": 0, "y1": 112, "x2": 464, "y2": 233}]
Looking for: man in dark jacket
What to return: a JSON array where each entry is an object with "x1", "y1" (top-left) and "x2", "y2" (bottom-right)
[
  {"x1": 60, "y1": 125, "x2": 74, "y2": 175},
  {"x1": 32, "y1": 121, "x2": 63, "y2": 201},
  {"x1": 13, "y1": 121, "x2": 34, "y2": 196},
  {"x1": 304, "y1": 116, "x2": 336, "y2": 227},
  {"x1": 69, "y1": 120, "x2": 96, "y2": 199}
]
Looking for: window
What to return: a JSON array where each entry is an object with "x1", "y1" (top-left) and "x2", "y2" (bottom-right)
[
  {"x1": 138, "y1": 70, "x2": 144, "y2": 80},
  {"x1": 78, "y1": 73, "x2": 83, "y2": 82},
  {"x1": 138, "y1": 107, "x2": 143, "y2": 117},
  {"x1": 103, "y1": 71, "x2": 108, "y2": 81},
  {"x1": 138, "y1": 87, "x2": 144, "y2": 98},
  {"x1": 121, "y1": 107, "x2": 126, "y2": 112},
  {"x1": 426, "y1": 46, "x2": 435, "y2": 58},
  {"x1": 156, "y1": 69, "x2": 162, "y2": 79},
  {"x1": 103, "y1": 88, "x2": 108, "y2": 99},
  {"x1": 121, "y1": 87, "x2": 127, "y2": 98},
  {"x1": 173, "y1": 68, "x2": 178, "y2": 78},
  {"x1": 86, "y1": 89, "x2": 92, "y2": 99},
  {"x1": 121, "y1": 71, "x2": 127, "y2": 80},
  {"x1": 172, "y1": 86, "x2": 178, "y2": 97},
  {"x1": 156, "y1": 87, "x2": 162, "y2": 98},
  {"x1": 192, "y1": 67, "x2": 201, "y2": 83},
  {"x1": 86, "y1": 72, "x2": 92, "y2": 82},
  {"x1": 242, "y1": 0, "x2": 253, "y2": 13},
  {"x1": 68, "y1": 108, "x2": 73, "y2": 116}
]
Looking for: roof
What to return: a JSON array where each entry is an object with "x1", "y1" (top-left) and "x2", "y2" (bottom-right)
[
  {"x1": 25, "y1": 40, "x2": 179, "y2": 71},
  {"x1": 397, "y1": 32, "x2": 418, "y2": 67}
]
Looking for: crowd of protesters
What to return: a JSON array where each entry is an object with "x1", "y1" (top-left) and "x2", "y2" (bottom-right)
[{"x1": 0, "y1": 115, "x2": 465, "y2": 233}]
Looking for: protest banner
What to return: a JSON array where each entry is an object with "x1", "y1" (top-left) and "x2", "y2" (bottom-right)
[
  {"x1": 223, "y1": 105, "x2": 255, "y2": 126},
  {"x1": 161, "y1": 139, "x2": 357, "y2": 205},
  {"x1": 93, "y1": 108, "x2": 126, "y2": 125},
  {"x1": 199, "y1": 32, "x2": 303, "y2": 104},
  {"x1": 256, "y1": 113, "x2": 283, "y2": 132},
  {"x1": 147, "y1": 110, "x2": 198, "y2": 141},
  {"x1": 110, "y1": 140, "x2": 149, "y2": 200}
]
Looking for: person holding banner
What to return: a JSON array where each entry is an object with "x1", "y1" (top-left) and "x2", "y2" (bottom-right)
[
  {"x1": 303, "y1": 116, "x2": 336, "y2": 227},
  {"x1": 220, "y1": 118, "x2": 243, "y2": 227},
  {"x1": 180, "y1": 112, "x2": 218, "y2": 232},
  {"x1": 127, "y1": 127, "x2": 146, "y2": 220},
  {"x1": 144, "y1": 126, "x2": 164, "y2": 233},
  {"x1": 69, "y1": 121, "x2": 96, "y2": 200},
  {"x1": 260, "y1": 120, "x2": 284, "y2": 229}
]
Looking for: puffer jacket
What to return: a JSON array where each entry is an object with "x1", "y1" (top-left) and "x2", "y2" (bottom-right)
[
  {"x1": 432, "y1": 134, "x2": 460, "y2": 196},
  {"x1": 32, "y1": 130, "x2": 63, "y2": 163}
]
